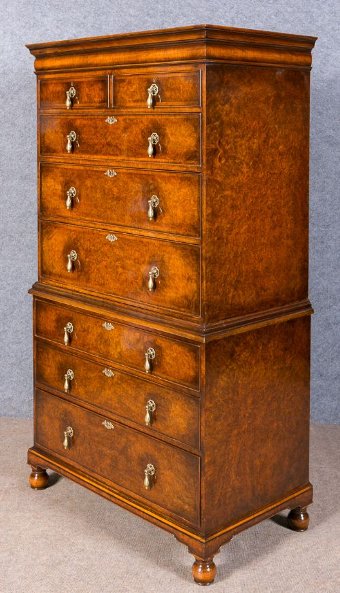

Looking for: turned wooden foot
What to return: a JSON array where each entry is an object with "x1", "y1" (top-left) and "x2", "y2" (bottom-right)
[
  {"x1": 29, "y1": 466, "x2": 49, "y2": 490},
  {"x1": 287, "y1": 507, "x2": 309, "y2": 531},
  {"x1": 192, "y1": 556, "x2": 217, "y2": 586}
]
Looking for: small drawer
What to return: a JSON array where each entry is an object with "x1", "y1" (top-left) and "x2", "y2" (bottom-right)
[
  {"x1": 35, "y1": 300, "x2": 200, "y2": 390},
  {"x1": 35, "y1": 341, "x2": 200, "y2": 448},
  {"x1": 112, "y1": 68, "x2": 201, "y2": 109},
  {"x1": 35, "y1": 389, "x2": 200, "y2": 525},
  {"x1": 39, "y1": 221, "x2": 200, "y2": 317},
  {"x1": 40, "y1": 113, "x2": 201, "y2": 166},
  {"x1": 40, "y1": 163, "x2": 201, "y2": 239},
  {"x1": 39, "y1": 76, "x2": 109, "y2": 110}
]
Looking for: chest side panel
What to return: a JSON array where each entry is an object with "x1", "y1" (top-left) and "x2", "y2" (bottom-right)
[
  {"x1": 201, "y1": 317, "x2": 311, "y2": 535},
  {"x1": 203, "y1": 64, "x2": 310, "y2": 323}
]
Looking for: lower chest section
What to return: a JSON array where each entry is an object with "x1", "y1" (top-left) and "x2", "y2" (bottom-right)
[{"x1": 33, "y1": 296, "x2": 202, "y2": 527}]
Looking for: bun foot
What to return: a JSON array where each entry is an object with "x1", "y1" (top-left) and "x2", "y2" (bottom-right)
[
  {"x1": 192, "y1": 557, "x2": 217, "y2": 585},
  {"x1": 288, "y1": 507, "x2": 309, "y2": 531},
  {"x1": 29, "y1": 466, "x2": 49, "y2": 490}
]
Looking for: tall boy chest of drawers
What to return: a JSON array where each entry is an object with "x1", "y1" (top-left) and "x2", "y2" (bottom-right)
[{"x1": 27, "y1": 25, "x2": 316, "y2": 585}]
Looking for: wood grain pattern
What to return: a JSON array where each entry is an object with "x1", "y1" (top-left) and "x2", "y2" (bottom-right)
[
  {"x1": 39, "y1": 220, "x2": 201, "y2": 317},
  {"x1": 40, "y1": 113, "x2": 201, "y2": 166},
  {"x1": 35, "y1": 389, "x2": 200, "y2": 525},
  {"x1": 201, "y1": 317, "x2": 311, "y2": 535},
  {"x1": 27, "y1": 445, "x2": 312, "y2": 558},
  {"x1": 35, "y1": 299, "x2": 200, "y2": 390},
  {"x1": 27, "y1": 24, "x2": 316, "y2": 585},
  {"x1": 31, "y1": 283, "x2": 313, "y2": 340},
  {"x1": 112, "y1": 67, "x2": 201, "y2": 109},
  {"x1": 39, "y1": 163, "x2": 201, "y2": 238},
  {"x1": 203, "y1": 64, "x2": 310, "y2": 322},
  {"x1": 27, "y1": 24, "x2": 316, "y2": 72},
  {"x1": 35, "y1": 340, "x2": 200, "y2": 449},
  {"x1": 39, "y1": 75, "x2": 109, "y2": 109}
]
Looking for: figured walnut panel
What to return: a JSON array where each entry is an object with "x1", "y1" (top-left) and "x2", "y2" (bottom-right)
[
  {"x1": 204, "y1": 64, "x2": 310, "y2": 322},
  {"x1": 35, "y1": 389, "x2": 200, "y2": 525},
  {"x1": 39, "y1": 76, "x2": 108, "y2": 110},
  {"x1": 35, "y1": 299, "x2": 200, "y2": 390},
  {"x1": 202, "y1": 317, "x2": 310, "y2": 534},
  {"x1": 112, "y1": 68, "x2": 201, "y2": 109},
  {"x1": 39, "y1": 221, "x2": 201, "y2": 317},
  {"x1": 40, "y1": 113, "x2": 201, "y2": 166},
  {"x1": 35, "y1": 341, "x2": 200, "y2": 449},
  {"x1": 40, "y1": 163, "x2": 201, "y2": 238},
  {"x1": 27, "y1": 25, "x2": 316, "y2": 571}
]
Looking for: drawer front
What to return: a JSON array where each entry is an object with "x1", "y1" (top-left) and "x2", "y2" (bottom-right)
[
  {"x1": 35, "y1": 389, "x2": 200, "y2": 524},
  {"x1": 40, "y1": 163, "x2": 201, "y2": 238},
  {"x1": 40, "y1": 114, "x2": 201, "y2": 166},
  {"x1": 35, "y1": 300, "x2": 200, "y2": 390},
  {"x1": 112, "y1": 68, "x2": 201, "y2": 109},
  {"x1": 40, "y1": 221, "x2": 200, "y2": 317},
  {"x1": 35, "y1": 342, "x2": 200, "y2": 448},
  {"x1": 39, "y1": 76, "x2": 109, "y2": 110}
]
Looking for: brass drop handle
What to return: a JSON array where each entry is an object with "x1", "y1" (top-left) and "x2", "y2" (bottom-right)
[
  {"x1": 66, "y1": 131, "x2": 78, "y2": 153},
  {"x1": 64, "y1": 369, "x2": 74, "y2": 393},
  {"x1": 63, "y1": 322, "x2": 74, "y2": 345},
  {"x1": 144, "y1": 347, "x2": 156, "y2": 373},
  {"x1": 66, "y1": 250, "x2": 78, "y2": 272},
  {"x1": 66, "y1": 186, "x2": 77, "y2": 210},
  {"x1": 147, "y1": 132, "x2": 159, "y2": 157},
  {"x1": 63, "y1": 426, "x2": 74, "y2": 450},
  {"x1": 145, "y1": 400, "x2": 156, "y2": 426},
  {"x1": 144, "y1": 463, "x2": 156, "y2": 490},
  {"x1": 148, "y1": 266, "x2": 159, "y2": 291},
  {"x1": 147, "y1": 195, "x2": 160, "y2": 221},
  {"x1": 65, "y1": 85, "x2": 76, "y2": 109},
  {"x1": 146, "y1": 83, "x2": 159, "y2": 109}
]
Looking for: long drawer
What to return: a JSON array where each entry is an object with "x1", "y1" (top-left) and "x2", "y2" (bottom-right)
[
  {"x1": 39, "y1": 221, "x2": 201, "y2": 317},
  {"x1": 35, "y1": 389, "x2": 200, "y2": 525},
  {"x1": 40, "y1": 113, "x2": 201, "y2": 165},
  {"x1": 40, "y1": 163, "x2": 201, "y2": 238},
  {"x1": 35, "y1": 341, "x2": 200, "y2": 448},
  {"x1": 35, "y1": 299, "x2": 200, "y2": 390}
]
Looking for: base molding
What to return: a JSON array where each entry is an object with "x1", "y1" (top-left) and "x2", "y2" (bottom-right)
[
  {"x1": 27, "y1": 446, "x2": 313, "y2": 556},
  {"x1": 30, "y1": 283, "x2": 313, "y2": 342}
]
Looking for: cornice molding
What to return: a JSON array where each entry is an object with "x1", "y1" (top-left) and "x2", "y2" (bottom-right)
[{"x1": 26, "y1": 24, "x2": 317, "y2": 72}]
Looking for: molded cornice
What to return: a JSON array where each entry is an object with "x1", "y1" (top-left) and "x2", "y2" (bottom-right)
[{"x1": 27, "y1": 24, "x2": 317, "y2": 72}]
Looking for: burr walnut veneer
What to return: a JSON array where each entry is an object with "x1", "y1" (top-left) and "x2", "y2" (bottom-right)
[{"x1": 27, "y1": 25, "x2": 316, "y2": 585}]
